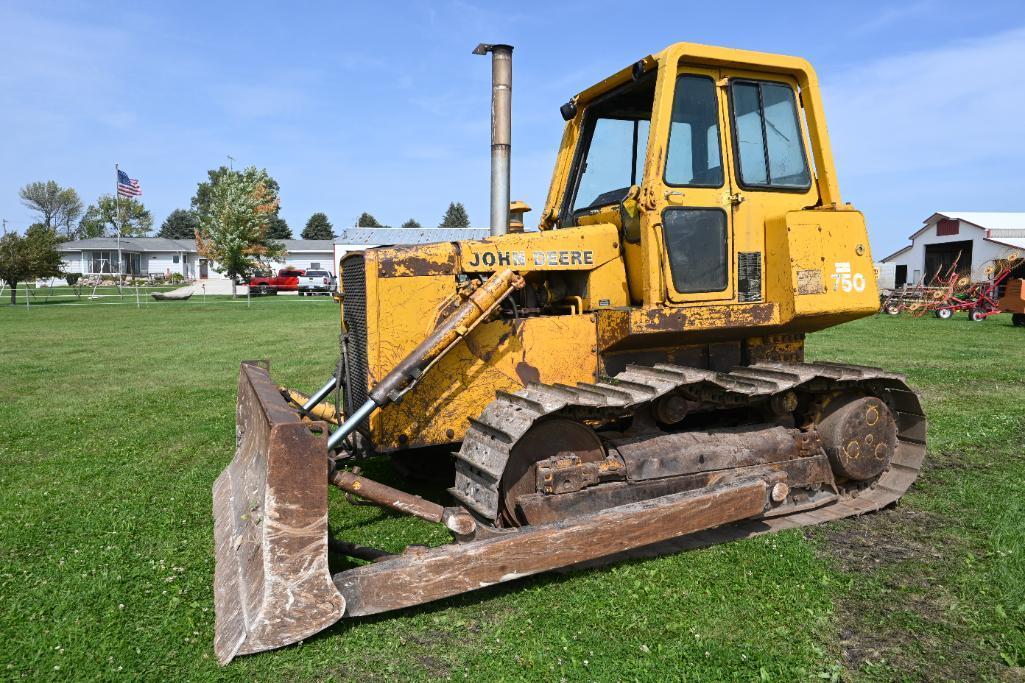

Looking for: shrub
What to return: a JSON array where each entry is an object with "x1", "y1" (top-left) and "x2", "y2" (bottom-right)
[{"x1": 65, "y1": 273, "x2": 82, "y2": 286}]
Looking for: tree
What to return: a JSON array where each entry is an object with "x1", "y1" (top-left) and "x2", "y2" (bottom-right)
[
  {"x1": 77, "y1": 195, "x2": 153, "y2": 238},
  {"x1": 191, "y1": 166, "x2": 281, "y2": 216},
  {"x1": 0, "y1": 224, "x2": 64, "y2": 304},
  {"x1": 439, "y1": 202, "x2": 470, "y2": 228},
  {"x1": 0, "y1": 235, "x2": 29, "y2": 304},
  {"x1": 19, "y1": 181, "x2": 83, "y2": 239},
  {"x1": 356, "y1": 212, "x2": 382, "y2": 228},
  {"x1": 266, "y1": 216, "x2": 292, "y2": 239},
  {"x1": 302, "y1": 212, "x2": 334, "y2": 240},
  {"x1": 194, "y1": 166, "x2": 286, "y2": 298},
  {"x1": 401, "y1": 218, "x2": 422, "y2": 229},
  {"x1": 158, "y1": 209, "x2": 200, "y2": 240}
]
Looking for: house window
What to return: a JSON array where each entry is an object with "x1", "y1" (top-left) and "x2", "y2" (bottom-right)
[
  {"x1": 310, "y1": 262, "x2": 321, "y2": 270},
  {"x1": 125, "y1": 253, "x2": 141, "y2": 275},
  {"x1": 936, "y1": 219, "x2": 959, "y2": 236},
  {"x1": 90, "y1": 251, "x2": 115, "y2": 273},
  {"x1": 173, "y1": 255, "x2": 180, "y2": 264},
  {"x1": 88, "y1": 251, "x2": 140, "y2": 274}
]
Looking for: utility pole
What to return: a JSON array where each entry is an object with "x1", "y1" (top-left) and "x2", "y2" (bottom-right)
[
  {"x1": 1, "y1": 219, "x2": 7, "y2": 236},
  {"x1": 227, "y1": 154, "x2": 235, "y2": 171}
]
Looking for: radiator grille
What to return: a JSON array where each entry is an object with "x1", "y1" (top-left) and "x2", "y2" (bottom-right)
[
  {"x1": 341, "y1": 255, "x2": 369, "y2": 419},
  {"x1": 738, "y1": 252, "x2": 762, "y2": 303}
]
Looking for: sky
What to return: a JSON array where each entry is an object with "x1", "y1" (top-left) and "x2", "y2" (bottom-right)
[{"x1": 1, "y1": 0, "x2": 1024, "y2": 258}]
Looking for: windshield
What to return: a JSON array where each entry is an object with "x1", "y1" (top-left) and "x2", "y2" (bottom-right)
[{"x1": 568, "y1": 75, "x2": 655, "y2": 214}]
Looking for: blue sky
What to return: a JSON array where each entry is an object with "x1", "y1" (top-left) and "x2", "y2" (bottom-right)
[{"x1": 2, "y1": 0, "x2": 1023, "y2": 257}]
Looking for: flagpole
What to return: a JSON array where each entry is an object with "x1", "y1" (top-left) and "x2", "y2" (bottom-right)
[{"x1": 115, "y1": 163, "x2": 122, "y2": 290}]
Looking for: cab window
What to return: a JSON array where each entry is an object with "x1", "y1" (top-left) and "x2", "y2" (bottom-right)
[
  {"x1": 730, "y1": 80, "x2": 811, "y2": 189},
  {"x1": 662, "y1": 209, "x2": 728, "y2": 293},
  {"x1": 568, "y1": 75, "x2": 655, "y2": 214},
  {"x1": 664, "y1": 75, "x2": 723, "y2": 187}
]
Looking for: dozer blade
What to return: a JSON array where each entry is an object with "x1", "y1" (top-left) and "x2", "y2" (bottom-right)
[{"x1": 212, "y1": 362, "x2": 345, "y2": 664}]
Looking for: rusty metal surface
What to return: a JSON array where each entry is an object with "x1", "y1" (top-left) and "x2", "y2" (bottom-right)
[
  {"x1": 595, "y1": 305, "x2": 779, "y2": 353},
  {"x1": 816, "y1": 395, "x2": 897, "y2": 481},
  {"x1": 609, "y1": 425, "x2": 804, "y2": 482},
  {"x1": 334, "y1": 476, "x2": 771, "y2": 618},
  {"x1": 517, "y1": 453, "x2": 833, "y2": 525},
  {"x1": 453, "y1": 361, "x2": 926, "y2": 526},
  {"x1": 329, "y1": 466, "x2": 445, "y2": 523},
  {"x1": 376, "y1": 242, "x2": 459, "y2": 278},
  {"x1": 498, "y1": 418, "x2": 604, "y2": 525},
  {"x1": 212, "y1": 362, "x2": 345, "y2": 665}
]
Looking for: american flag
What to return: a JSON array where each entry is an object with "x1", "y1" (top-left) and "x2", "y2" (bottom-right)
[{"x1": 117, "y1": 169, "x2": 142, "y2": 197}]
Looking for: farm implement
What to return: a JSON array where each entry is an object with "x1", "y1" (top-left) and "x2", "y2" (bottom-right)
[{"x1": 883, "y1": 253, "x2": 1021, "y2": 321}]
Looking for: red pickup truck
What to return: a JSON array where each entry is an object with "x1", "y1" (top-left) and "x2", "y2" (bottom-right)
[{"x1": 248, "y1": 268, "x2": 305, "y2": 295}]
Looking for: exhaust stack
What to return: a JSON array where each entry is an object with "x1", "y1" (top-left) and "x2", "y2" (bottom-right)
[{"x1": 473, "y1": 43, "x2": 513, "y2": 237}]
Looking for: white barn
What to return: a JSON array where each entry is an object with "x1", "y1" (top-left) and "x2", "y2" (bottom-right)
[{"x1": 879, "y1": 212, "x2": 1025, "y2": 287}]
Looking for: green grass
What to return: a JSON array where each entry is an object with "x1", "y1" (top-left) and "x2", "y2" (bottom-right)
[
  {"x1": 1, "y1": 285, "x2": 336, "y2": 308},
  {"x1": 0, "y1": 305, "x2": 1022, "y2": 681}
]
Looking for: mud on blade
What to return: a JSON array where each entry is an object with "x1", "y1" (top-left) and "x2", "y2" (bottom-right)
[{"x1": 212, "y1": 362, "x2": 344, "y2": 664}]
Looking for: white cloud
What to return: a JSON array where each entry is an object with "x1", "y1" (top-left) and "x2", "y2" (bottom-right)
[
  {"x1": 825, "y1": 26, "x2": 1025, "y2": 178},
  {"x1": 851, "y1": 1, "x2": 936, "y2": 35}
]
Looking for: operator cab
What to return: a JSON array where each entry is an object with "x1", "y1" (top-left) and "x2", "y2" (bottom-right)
[{"x1": 552, "y1": 46, "x2": 821, "y2": 307}]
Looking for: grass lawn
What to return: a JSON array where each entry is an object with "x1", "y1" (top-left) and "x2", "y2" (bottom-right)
[{"x1": 1, "y1": 302, "x2": 1023, "y2": 681}]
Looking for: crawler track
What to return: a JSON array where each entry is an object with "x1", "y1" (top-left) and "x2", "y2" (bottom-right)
[{"x1": 452, "y1": 362, "x2": 926, "y2": 544}]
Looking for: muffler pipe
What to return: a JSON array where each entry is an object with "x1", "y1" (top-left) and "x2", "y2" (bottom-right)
[{"x1": 473, "y1": 42, "x2": 513, "y2": 237}]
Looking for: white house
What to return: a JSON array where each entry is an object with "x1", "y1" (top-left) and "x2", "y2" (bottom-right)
[
  {"x1": 58, "y1": 237, "x2": 338, "y2": 280},
  {"x1": 267, "y1": 240, "x2": 335, "y2": 274},
  {"x1": 332, "y1": 227, "x2": 491, "y2": 269},
  {"x1": 58, "y1": 237, "x2": 197, "y2": 279},
  {"x1": 879, "y1": 212, "x2": 1025, "y2": 287}
]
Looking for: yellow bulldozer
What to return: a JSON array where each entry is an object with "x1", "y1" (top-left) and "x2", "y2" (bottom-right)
[{"x1": 213, "y1": 41, "x2": 926, "y2": 663}]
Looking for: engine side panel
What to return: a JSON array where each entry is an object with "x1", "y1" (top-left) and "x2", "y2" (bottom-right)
[{"x1": 360, "y1": 256, "x2": 599, "y2": 450}]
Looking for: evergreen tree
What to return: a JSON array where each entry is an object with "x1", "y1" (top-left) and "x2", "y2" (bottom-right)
[
  {"x1": 158, "y1": 209, "x2": 200, "y2": 240},
  {"x1": 265, "y1": 216, "x2": 292, "y2": 239},
  {"x1": 400, "y1": 218, "x2": 422, "y2": 229},
  {"x1": 439, "y1": 202, "x2": 470, "y2": 228},
  {"x1": 356, "y1": 212, "x2": 382, "y2": 228},
  {"x1": 302, "y1": 212, "x2": 334, "y2": 240}
]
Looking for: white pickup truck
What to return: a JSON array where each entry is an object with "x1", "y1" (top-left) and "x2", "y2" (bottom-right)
[{"x1": 297, "y1": 269, "x2": 336, "y2": 296}]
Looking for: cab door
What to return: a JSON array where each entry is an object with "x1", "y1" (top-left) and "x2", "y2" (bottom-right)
[
  {"x1": 716, "y1": 69, "x2": 820, "y2": 303},
  {"x1": 649, "y1": 65, "x2": 736, "y2": 304}
]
